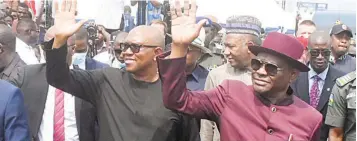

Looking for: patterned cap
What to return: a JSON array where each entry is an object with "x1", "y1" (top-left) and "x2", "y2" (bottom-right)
[{"x1": 225, "y1": 15, "x2": 262, "y2": 37}]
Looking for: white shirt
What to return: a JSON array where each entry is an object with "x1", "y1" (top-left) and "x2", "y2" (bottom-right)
[
  {"x1": 308, "y1": 65, "x2": 329, "y2": 97},
  {"x1": 38, "y1": 65, "x2": 79, "y2": 141},
  {"x1": 77, "y1": 57, "x2": 86, "y2": 70},
  {"x1": 16, "y1": 38, "x2": 42, "y2": 65},
  {"x1": 93, "y1": 51, "x2": 125, "y2": 69},
  {"x1": 93, "y1": 51, "x2": 111, "y2": 65}
]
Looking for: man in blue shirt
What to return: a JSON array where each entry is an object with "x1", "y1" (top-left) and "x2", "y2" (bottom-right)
[
  {"x1": 0, "y1": 80, "x2": 29, "y2": 141},
  {"x1": 186, "y1": 28, "x2": 212, "y2": 91},
  {"x1": 329, "y1": 24, "x2": 356, "y2": 74}
]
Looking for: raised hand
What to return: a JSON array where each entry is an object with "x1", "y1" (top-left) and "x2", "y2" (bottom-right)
[
  {"x1": 169, "y1": 0, "x2": 206, "y2": 58},
  {"x1": 52, "y1": 0, "x2": 86, "y2": 49}
]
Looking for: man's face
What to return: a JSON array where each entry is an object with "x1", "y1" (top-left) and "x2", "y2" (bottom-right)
[
  {"x1": 204, "y1": 26, "x2": 217, "y2": 47},
  {"x1": 74, "y1": 39, "x2": 88, "y2": 53},
  {"x1": 10, "y1": 10, "x2": 17, "y2": 20},
  {"x1": 4, "y1": 16, "x2": 12, "y2": 26},
  {"x1": 308, "y1": 41, "x2": 331, "y2": 73},
  {"x1": 97, "y1": 25, "x2": 105, "y2": 43},
  {"x1": 186, "y1": 45, "x2": 202, "y2": 67},
  {"x1": 122, "y1": 36, "x2": 161, "y2": 73},
  {"x1": 252, "y1": 53, "x2": 297, "y2": 94},
  {"x1": 0, "y1": 3, "x2": 6, "y2": 12},
  {"x1": 17, "y1": 23, "x2": 39, "y2": 45},
  {"x1": 209, "y1": 32, "x2": 223, "y2": 50},
  {"x1": 223, "y1": 34, "x2": 252, "y2": 69},
  {"x1": 296, "y1": 25, "x2": 316, "y2": 38},
  {"x1": 17, "y1": 6, "x2": 30, "y2": 19},
  {"x1": 113, "y1": 37, "x2": 126, "y2": 62},
  {"x1": 331, "y1": 31, "x2": 352, "y2": 56}
]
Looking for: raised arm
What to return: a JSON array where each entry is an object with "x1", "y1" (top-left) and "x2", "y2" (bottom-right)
[
  {"x1": 157, "y1": 0, "x2": 228, "y2": 120},
  {"x1": 45, "y1": 0, "x2": 102, "y2": 104}
]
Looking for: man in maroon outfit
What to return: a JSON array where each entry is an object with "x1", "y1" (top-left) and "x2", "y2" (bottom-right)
[{"x1": 157, "y1": 0, "x2": 323, "y2": 140}]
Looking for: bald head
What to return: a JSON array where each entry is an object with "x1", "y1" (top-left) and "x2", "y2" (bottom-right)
[
  {"x1": 308, "y1": 31, "x2": 331, "y2": 49},
  {"x1": 0, "y1": 24, "x2": 16, "y2": 51},
  {"x1": 115, "y1": 32, "x2": 128, "y2": 43},
  {"x1": 125, "y1": 25, "x2": 165, "y2": 48}
]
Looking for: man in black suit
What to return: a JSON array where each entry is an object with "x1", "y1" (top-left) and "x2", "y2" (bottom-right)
[
  {"x1": 291, "y1": 31, "x2": 344, "y2": 141},
  {"x1": 10, "y1": 32, "x2": 108, "y2": 141}
]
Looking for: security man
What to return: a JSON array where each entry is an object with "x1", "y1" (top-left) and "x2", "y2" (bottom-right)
[
  {"x1": 329, "y1": 24, "x2": 355, "y2": 74},
  {"x1": 325, "y1": 71, "x2": 356, "y2": 141}
]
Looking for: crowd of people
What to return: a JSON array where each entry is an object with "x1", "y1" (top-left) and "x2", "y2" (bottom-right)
[{"x1": 0, "y1": 0, "x2": 355, "y2": 141}]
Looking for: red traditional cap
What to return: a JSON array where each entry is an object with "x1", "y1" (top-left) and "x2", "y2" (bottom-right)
[{"x1": 248, "y1": 32, "x2": 310, "y2": 72}]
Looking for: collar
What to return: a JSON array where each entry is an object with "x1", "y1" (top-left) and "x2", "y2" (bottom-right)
[
  {"x1": 16, "y1": 38, "x2": 32, "y2": 49},
  {"x1": 188, "y1": 65, "x2": 206, "y2": 82},
  {"x1": 226, "y1": 63, "x2": 252, "y2": 74},
  {"x1": 330, "y1": 54, "x2": 347, "y2": 64},
  {"x1": 254, "y1": 86, "x2": 294, "y2": 106},
  {"x1": 308, "y1": 64, "x2": 329, "y2": 81},
  {"x1": 1, "y1": 54, "x2": 21, "y2": 77}
]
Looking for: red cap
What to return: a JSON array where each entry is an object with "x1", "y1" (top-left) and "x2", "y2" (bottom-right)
[{"x1": 296, "y1": 36, "x2": 308, "y2": 49}]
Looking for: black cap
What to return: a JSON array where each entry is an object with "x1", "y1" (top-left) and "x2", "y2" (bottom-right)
[{"x1": 330, "y1": 24, "x2": 353, "y2": 37}]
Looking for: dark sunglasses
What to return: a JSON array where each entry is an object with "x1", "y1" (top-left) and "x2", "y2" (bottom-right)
[
  {"x1": 119, "y1": 43, "x2": 157, "y2": 53},
  {"x1": 114, "y1": 49, "x2": 122, "y2": 54},
  {"x1": 251, "y1": 58, "x2": 283, "y2": 76},
  {"x1": 308, "y1": 49, "x2": 331, "y2": 57}
]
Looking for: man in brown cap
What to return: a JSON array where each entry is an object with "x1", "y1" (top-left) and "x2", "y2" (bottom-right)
[{"x1": 157, "y1": 0, "x2": 322, "y2": 140}]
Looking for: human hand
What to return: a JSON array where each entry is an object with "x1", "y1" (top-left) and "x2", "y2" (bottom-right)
[
  {"x1": 169, "y1": 0, "x2": 206, "y2": 58},
  {"x1": 52, "y1": 0, "x2": 87, "y2": 49}
]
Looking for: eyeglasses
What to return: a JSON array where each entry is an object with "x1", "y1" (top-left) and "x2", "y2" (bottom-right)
[
  {"x1": 114, "y1": 49, "x2": 122, "y2": 55},
  {"x1": 119, "y1": 43, "x2": 157, "y2": 53},
  {"x1": 251, "y1": 58, "x2": 283, "y2": 76},
  {"x1": 309, "y1": 49, "x2": 331, "y2": 57}
]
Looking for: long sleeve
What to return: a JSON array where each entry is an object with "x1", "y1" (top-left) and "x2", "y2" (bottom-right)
[
  {"x1": 310, "y1": 118, "x2": 322, "y2": 141},
  {"x1": 8, "y1": 66, "x2": 25, "y2": 88},
  {"x1": 4, "y1": 88, "x2": 30, "y2": 141},
  {"x1": 200, "y1": 73, "x2": 221, "y2": 141},
  {"x1": 157, "y1": 53, "x2": 229, "y2": 120},
  {"x1": 44, "y1": 39, "x2": 104, "y2": 105}
]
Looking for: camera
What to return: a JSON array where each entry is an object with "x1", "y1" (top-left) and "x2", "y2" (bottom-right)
[
  {"x1": 87, "y1": 24, "x2": 98, "y2": 39},
  {"x1": 86, "y1": 22, "x2": 98, "y2": 57}
]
